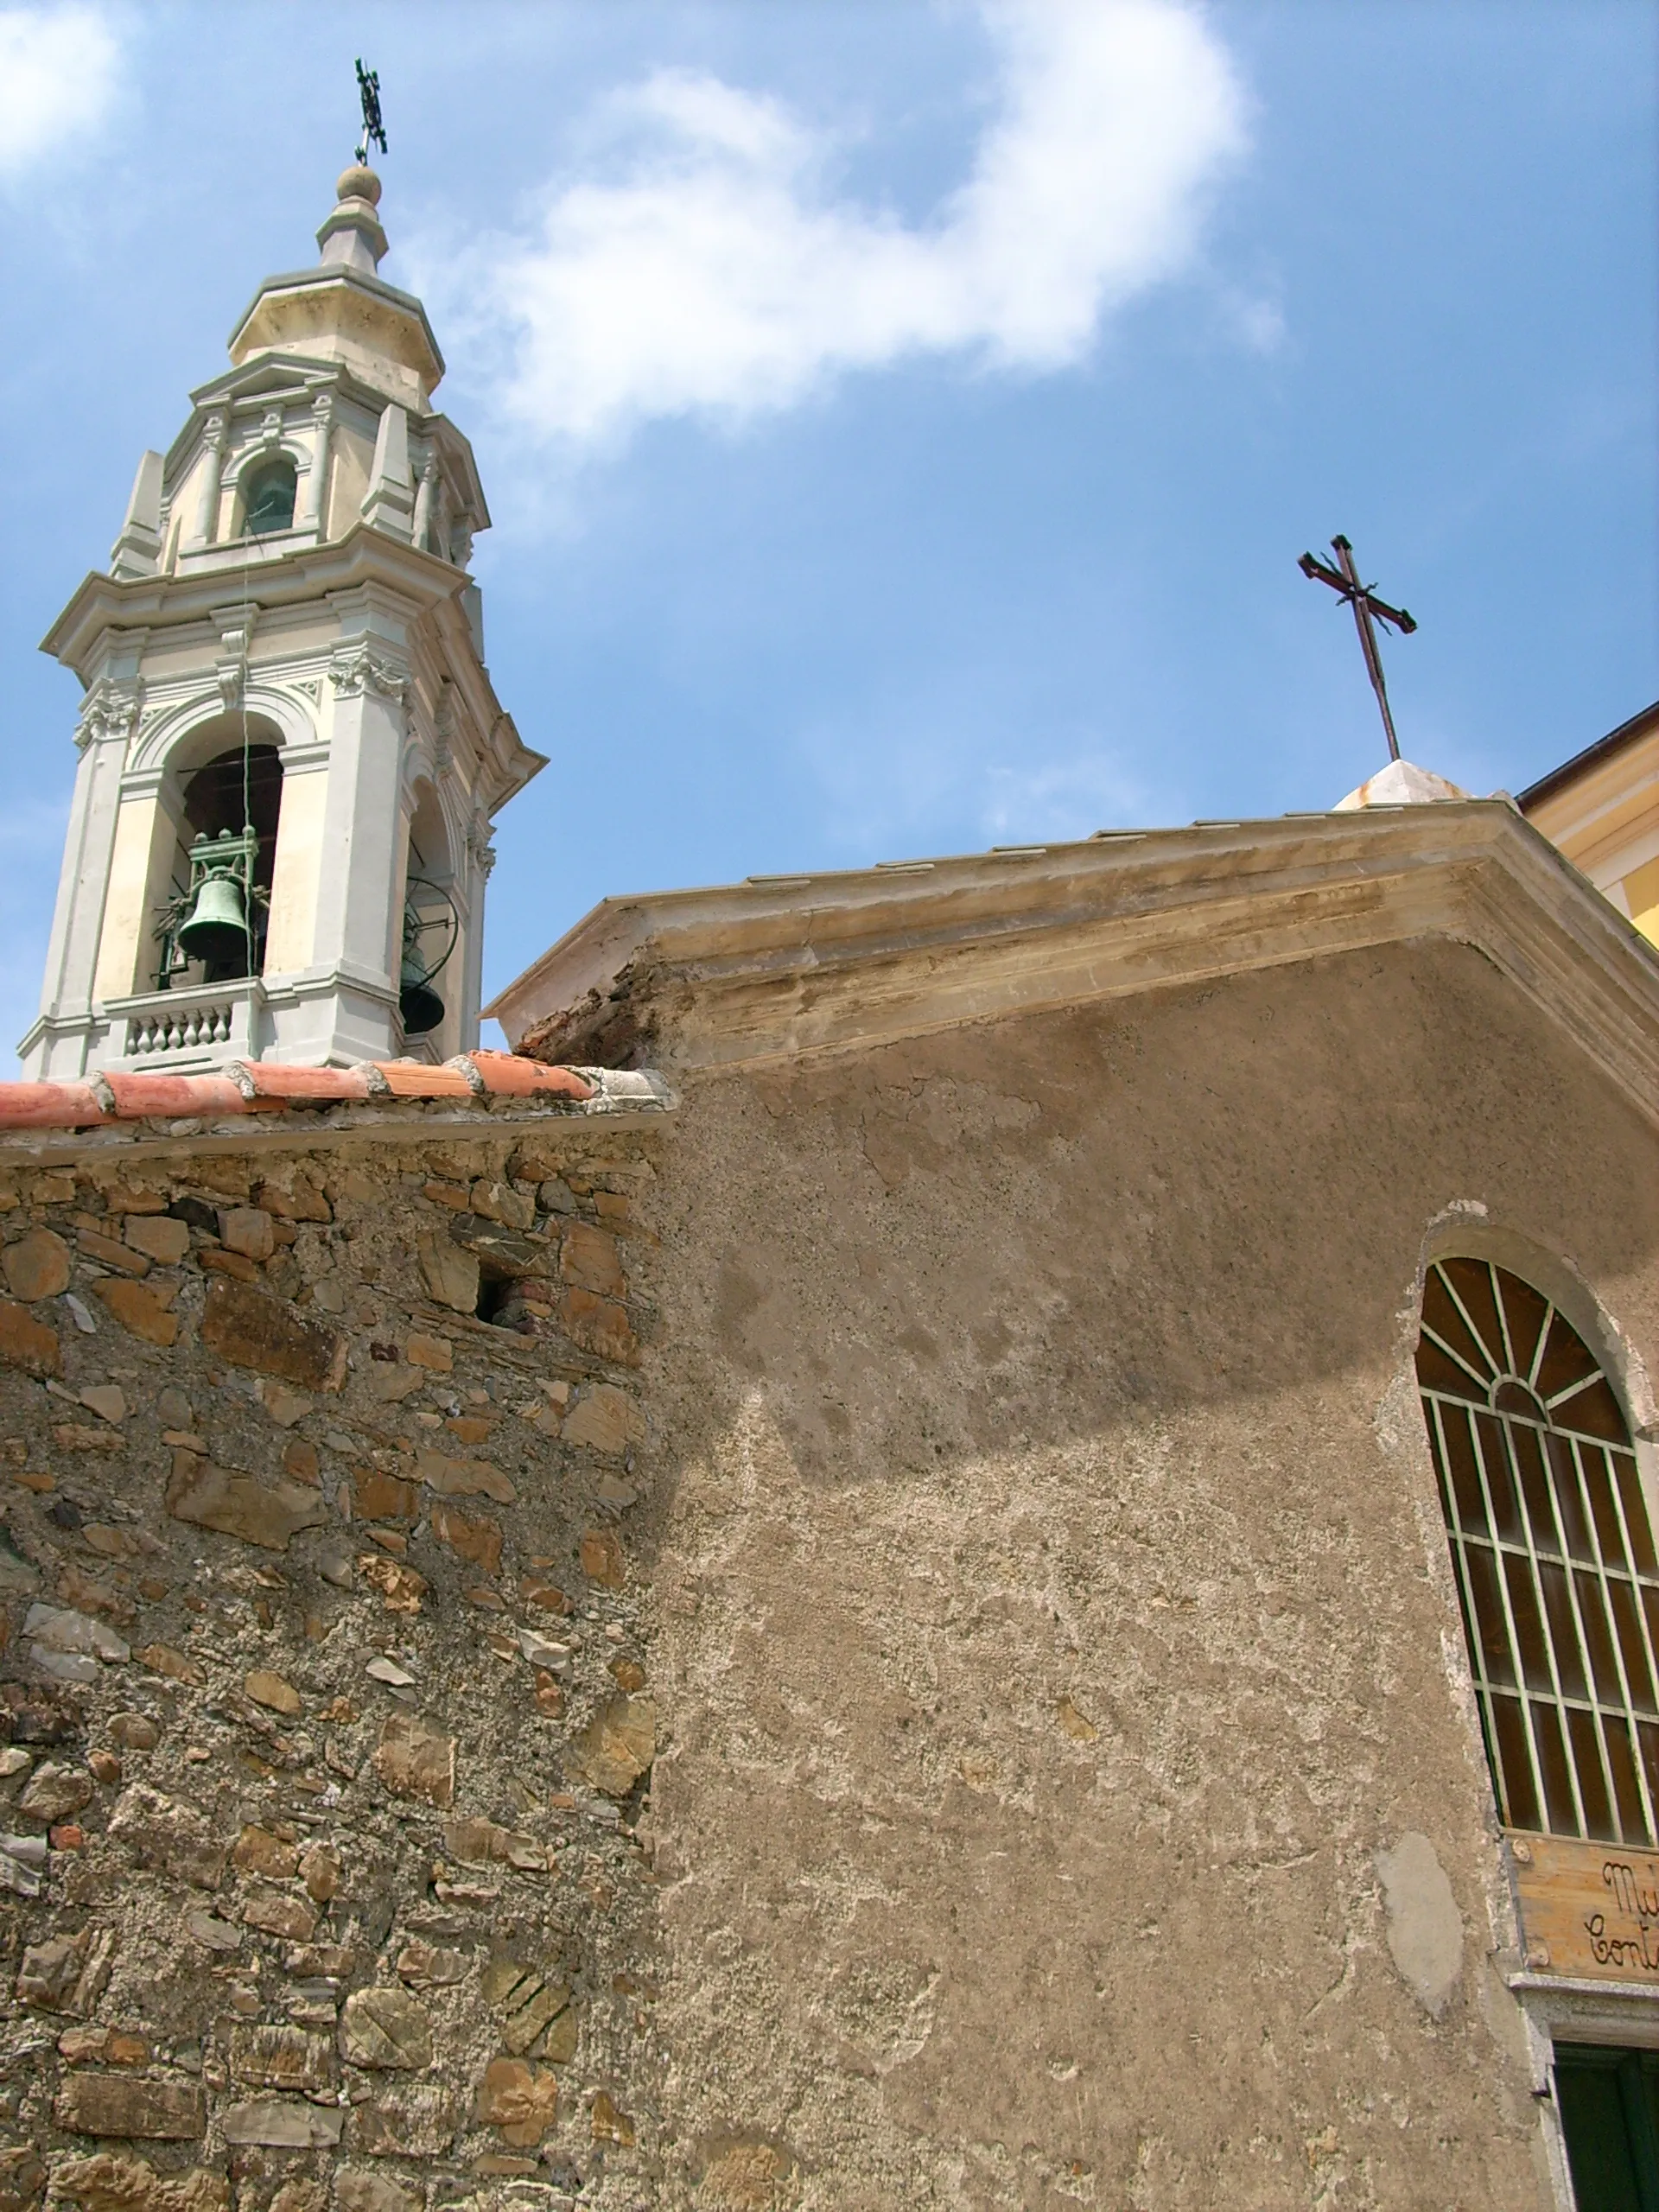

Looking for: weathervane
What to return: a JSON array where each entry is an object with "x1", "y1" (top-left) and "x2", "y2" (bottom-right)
[
  {"x1": 1299, "y1": 534, "x2": 1416, "y2": 763},
  {"x1": 354, "y1": 58, "x2": 387, "y2": 166}
]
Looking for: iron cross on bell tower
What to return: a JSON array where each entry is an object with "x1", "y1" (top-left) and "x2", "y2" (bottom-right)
[
  {"x1": 1299, "y1": 535, "x2": 1417, "y2": 762},
  {"x1": 354, "y1": 58, "x2": 387, "y2": 167}
]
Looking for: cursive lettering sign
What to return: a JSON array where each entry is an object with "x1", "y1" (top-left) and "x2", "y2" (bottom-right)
[{"x1": 1511, "y1": 1832, "x2": 1659, "y2": 1981}]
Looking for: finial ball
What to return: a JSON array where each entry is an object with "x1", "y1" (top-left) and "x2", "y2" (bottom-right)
[{"x1": 336, "y1": 163, "x2": 382, "y2": 207}]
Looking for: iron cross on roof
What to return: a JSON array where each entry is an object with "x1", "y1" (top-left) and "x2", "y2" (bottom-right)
[
  {"x1": 1299, "y1": 535, "x2": 1417, "y2": 762},
  {"x1": 354, "y1": 58, "x2": 387, "y2": 166}
]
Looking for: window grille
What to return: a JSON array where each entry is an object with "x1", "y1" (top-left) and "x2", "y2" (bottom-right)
[{"x1": 1416, "y1": 1256, "x2": 1659, "y2": 1844}]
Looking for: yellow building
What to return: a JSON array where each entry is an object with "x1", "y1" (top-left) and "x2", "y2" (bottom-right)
[{"x1": 1521, "y1": 698, "x2": 1659, "y2": 947}]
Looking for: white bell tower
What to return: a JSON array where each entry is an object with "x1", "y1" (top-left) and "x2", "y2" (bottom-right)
[{"x1": 21, "y1": 162, "x2": 544, "y2": 1078}]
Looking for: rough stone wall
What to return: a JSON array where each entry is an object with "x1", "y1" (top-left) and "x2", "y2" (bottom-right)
[
  {"x1": 633, "y1": 938, "x2": 1659, "y2": 2209},
  {"x1": 0, "y1": 1118, "x2": 669, "y2": 2212}
]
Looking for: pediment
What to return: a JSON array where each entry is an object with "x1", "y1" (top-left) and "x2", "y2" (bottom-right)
[{"x1": 486, "y1": 802, "x2": 1659, "y2": 1132}]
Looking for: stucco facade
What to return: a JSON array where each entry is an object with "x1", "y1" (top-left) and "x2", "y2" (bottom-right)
[
  {"x1": 1521, "y1": 699, "x2": 1659, "y2": 952},
  {"x1": 632, "y1": 934, "x2": 1659, "y2": 2206}
]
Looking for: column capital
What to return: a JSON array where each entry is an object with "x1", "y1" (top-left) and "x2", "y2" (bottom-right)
[
  {"x1": 73, "y1": 677, "x2": 144, "y2": 754},
  {"x1": 329, "y1": 639, "x2": 410, "y2": 703}
]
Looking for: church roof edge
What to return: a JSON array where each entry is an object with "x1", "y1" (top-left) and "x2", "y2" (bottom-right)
[
  {"x1": 486, "y1": 800, "x2": 1659, "y2": 1131},
  {"x1": 1516, "y1": 698, "x2": 1659, "y2": 816}
]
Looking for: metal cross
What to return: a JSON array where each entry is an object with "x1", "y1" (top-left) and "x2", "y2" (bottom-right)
[
  {"x1": 354, "y1": 59, "x2": 387, "y2": 166},
  {"x1": 1299, "y1": 534, "x2": 1417, "y2": 762}
]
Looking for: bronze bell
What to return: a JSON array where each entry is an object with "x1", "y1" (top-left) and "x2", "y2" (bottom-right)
[
  {"x1": 398, "y1": 881, "x2": 455, "y2": 1037},
  {"x1": 398, "y1": 957, "x2": 445, "y2": 1035},
  {"x1": 400, "y1": 898, "x2": 448, "y2": 1035},
  {"x1": 175, "y1": 866, "x2": 250, "y2": 967}
]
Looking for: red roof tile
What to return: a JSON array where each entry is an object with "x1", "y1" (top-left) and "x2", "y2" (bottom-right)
[
  {"x1": 370, "y1": 1060, "x2": 477, "y2": 1101},
  {"x1": 233, "y1": 1062, "x2": 377, "y2": 1104},
  {"x1": 0, "y1": 1083, "x2": 110, "y2": 1129},
  {"x1": 0, "y1": 1055, "x2": 601, "y2": 1132},
  {"x1": 104, "y1": 1071, "x2": 275, "y2": 1121}
]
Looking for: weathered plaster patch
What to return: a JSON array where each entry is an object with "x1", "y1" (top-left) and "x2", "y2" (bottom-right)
[{"x1": 1376, "y1": 1832, "x2": 1464, "y2": 2016}]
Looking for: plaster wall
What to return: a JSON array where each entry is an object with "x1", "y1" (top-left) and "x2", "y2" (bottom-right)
[
  {"x1": 92, "y1": 798, "x2": 166, "y2": 1003},
  {"x1": 327, "y1": 432, "x2": 372, "y2": 543},
  {"x1": 264, "y1": 772, "x2": 330, "y2": 978},
  {"x1": 169, "y1": 453, "x2": 209, "y2": 556},
  {"x1": 628, "y1": 935, "x2": 1659, "y2": 2208}
]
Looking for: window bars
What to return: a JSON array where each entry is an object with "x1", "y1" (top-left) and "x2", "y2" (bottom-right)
[{"x1": 1417, "y1": 1257, "x2": 1659, "y2": 1845}]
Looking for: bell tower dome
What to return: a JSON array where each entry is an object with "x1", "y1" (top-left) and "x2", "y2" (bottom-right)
[{"x1": 20, "y1": 162, "x2": 544, "y2": 1078}]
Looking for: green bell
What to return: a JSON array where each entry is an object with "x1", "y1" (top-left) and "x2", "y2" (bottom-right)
[
  {"x1": 400, "y1": 889, "x2": 448, "y2": 1035},
  {"x1": 399, "y1": 963, "x2": 445, "y2": 1035},
  {"x1": 176, "y1": 868, "x2": 250, "y2": 967}
]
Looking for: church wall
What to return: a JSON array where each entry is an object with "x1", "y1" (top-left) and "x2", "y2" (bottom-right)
[
  {"x1": 0, "y1": 1112, "x2": 670, "y2": 2212},
  {"x1": 631, "y1": 934, "x2": 1659, "y2": 2209}
]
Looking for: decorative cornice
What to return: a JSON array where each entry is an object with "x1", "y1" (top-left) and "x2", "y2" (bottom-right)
[
  {"x1": 486, "y1": 803, "x2": 1659, "y2": 1135},
  {"x1": 45, "y1": 527, "x2": 471, "y2": 676},
  {"x1": 39, "y1": 532, "x2": 544, "y2": 810}
]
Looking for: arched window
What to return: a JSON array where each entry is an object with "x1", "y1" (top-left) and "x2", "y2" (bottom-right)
[
  {"x1": 1417, "y1": 1256, "x2": 1659, "y2": 1845},
  {"x1": 155, "y1": 741, "x2": 283, "y2": 988},
  {"x1": 242, "y1": 457, "x2": 296, "y2": 536},
  {"x1": 398, "y1": 782, "x2": 459, "y2": 1040}
]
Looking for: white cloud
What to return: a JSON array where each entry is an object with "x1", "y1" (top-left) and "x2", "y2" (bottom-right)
[
  {"x1": 979, "y1": 750, "x2": 1159, "y2": 844},
  {"x1": 0, "y1": 6, "x2": 119, "y2": 181},
  {"x1": 443, "y1": 0, "x2": 1246, "y2": 448}
]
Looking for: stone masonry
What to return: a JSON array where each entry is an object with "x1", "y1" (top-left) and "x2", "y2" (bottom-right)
[{"x1": 0, "y1": 1095, "x2": 672, "y2": 2212}]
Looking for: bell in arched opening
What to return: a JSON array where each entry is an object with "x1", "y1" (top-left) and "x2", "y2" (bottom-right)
[
  {"x1": 170, "y1": 827, "x2": 261, "y2": 976},
  {"x1": 399, "y1": 880, "x2": 458, "y2": 1036},
  {"x1": 154, "y1": 743, "x2": 282, "y2": 988},
  {"x1": 244, "y1": 456, "x2": 297, "y2": 536}
]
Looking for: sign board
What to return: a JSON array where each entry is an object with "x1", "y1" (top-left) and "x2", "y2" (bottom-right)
[{"x1": 1510, "y1": 1831, "x2": 1659, "y2": 1980}]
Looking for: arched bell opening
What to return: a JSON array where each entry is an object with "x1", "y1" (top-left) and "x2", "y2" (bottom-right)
[
  {"x1": 399, "y1": 781, "x2": 460, "y2": 1048},
  {"x1": 239, "y1": 455, "x2": 297, "y2": 537},
  {"x1": 153, "y1": 734, "x2": 284, "y2": 988}
]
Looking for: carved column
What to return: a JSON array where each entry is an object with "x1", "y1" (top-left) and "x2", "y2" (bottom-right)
[
  {"x1": 412, "y1": 452, "x2": 439, "y2": 553},
  {"x1": 306, "y1": 622, "x2": 413, "y2": 1060},
  {"x1": 302, "y1": 390, "x2": 336, "y2": 532},
  {"x1": 24, "y1": 679, "x2": 143, "y2": 1076},
  {"x1": 191, "y1": 413, "x2": 229, "y2": 549},
  {"x1": 459, "y1": 817, "x2": 494, "y2": 1052}
]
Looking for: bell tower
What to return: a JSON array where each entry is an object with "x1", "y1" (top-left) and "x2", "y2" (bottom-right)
[{"x1": 20, "y1": 161, "x2": 544, "y2": 1078}]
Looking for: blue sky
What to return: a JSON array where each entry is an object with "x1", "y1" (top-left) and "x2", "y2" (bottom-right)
[{"x1": 0, "y1": 1, "x2": 1653, "y2": 1058}]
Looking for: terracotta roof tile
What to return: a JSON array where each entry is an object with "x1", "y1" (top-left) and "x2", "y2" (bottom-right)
[
  {"x1": 103, "y1": 1071, "x2": 272, "y2": 1121},
  {"x1": 456, "y1": 1052, "x2": 595, "y2": 1100},
  {"x1": 0, "y1": 1054, "x2": 603, "y2": 1132},
  {"x1": 367, "y1": 1061, "x2": 478, "y2": 1101},
  {"x1": 0, "y1": 1083, "x2": 111, "y2": 1128},
  {"x1": 232, "y1": 1062, "x2": 377, "y2": 1105}
]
